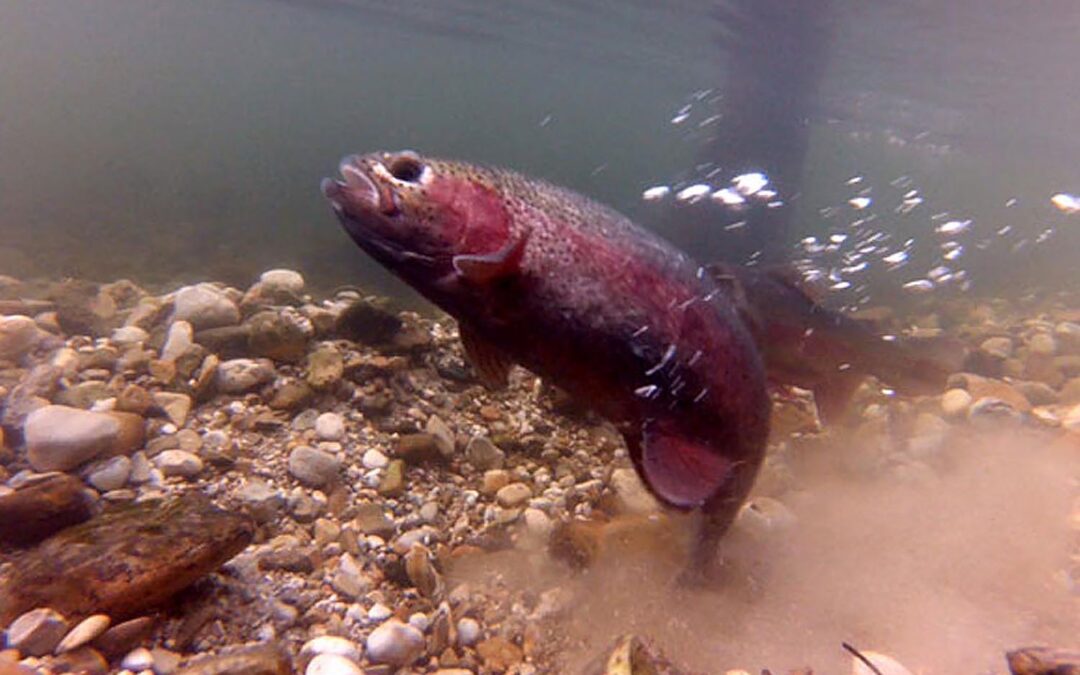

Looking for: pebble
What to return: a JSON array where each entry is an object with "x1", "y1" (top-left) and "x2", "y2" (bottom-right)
[
  {"x1": 362, "y1": 448, "x2": 389, "y2": 470},
  {"x1": 306, "y1": 653, "x2": 363, "y2": 675},
  {"x1": 940, "y1": 388, "x2": 973, "y2": 418},
  {"x1": 173, "y1": 283, "x2": 240, "y2": 329},
  {"x1": 129, "y1": 452, "x2": 153, "y2": 484},
  {"x1": 968, "y1": 396, "x2": 1022, "y2": 427},
  {"x1": 5, "y1": 607, "x2": 69, "y2": 656},
  {"x1": 160, "y1": 320, "x2": 195, "y2": 362},
  {"x1": 87, "y1": 455, "x2": 133, "y2": 492},
  {"x1": 1027, "y1": 332, "x2": 1057, "y2": 357},
  {"x1": 365, "y1": 619, "x2": 425, "y2": 667},
  {"x1": 153, "y1": 392, "x2": 192, "y2": 427},
  {"x1": 121, "y1": 646, "x2": 155, "y2": 671},
  {"x1": 367, "y1": 603, "x2": 393, "y2": 622},
  {"x1": 378, "y1": 459, "x2": 406, "y2": 496},
  {"x1": 216, "y1": 358, "x2": 275, "y2": 394},
  {"x1": 496, "y1": 482, "x2": 532, "y2": 508},
  {"x1": 288, "y1": 446, "x2": 341, "y2": 487},
  {"x1": 54, "y1": 614, "x2": 110, "y2": 654},
  {"x1": 979, "y1": 336, "x2": 1013, "y2": 359},
  {"x1": 466, "y1": 436, "x2": 505, "y2": 470},
  {"x1": 457, "y1": 617, "x2": 481, "y2": 646},
  {"x1": 0, "y1": 315, "x2": 45, "y2": 360},
  {"x1": 481, "y1": 469, "x2": 510, "y2": 495},
  {"x1": 405, "y1": 543, "x2": 443, "y2": 598},
  {"x1": 110, "y1": 325, "x2": 148, "y2": 346},
  {"x1": 154, "y1": 449, "x2": 204, "y2": 478},
  {"x1": 260, "y1": 268, "x2": 305, "y2": 294},
  {"x1": 24, "y1": 405, "x2": 121, "y2": 472},
  {"x1": 315, "y1": 412, "x2": 345, "y2": 441},
  {"x1": 306, "y1": 345, "x2": 344, "y2": 390},
  {"x1": 610, "y1": 467, "x2": 661, "y2": 514},
  {"x1": 426, "y1": 415, "x2": 456, "y2": 456},
  {"x1": 300, "y1": 636, "x2": 362, "y2": 670}
]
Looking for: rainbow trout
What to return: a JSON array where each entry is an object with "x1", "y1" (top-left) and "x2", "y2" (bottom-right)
[{"x1": 322, "y1": 151, "x2": 770, "y2": 579}]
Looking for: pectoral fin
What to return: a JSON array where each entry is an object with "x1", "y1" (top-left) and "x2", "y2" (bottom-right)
[
  {"x1": 637, "y1": 419, "x2": 733, "y2": 510},
  {"x1": 452, "y1": 233, "x2": 528, "y2": 284},
  {"x1": 459, "y1": 321, "x2": 514, "y2": 390}
]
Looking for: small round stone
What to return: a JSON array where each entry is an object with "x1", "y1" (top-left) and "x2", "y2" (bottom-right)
[
  {"x1": 315, "y1": 412, "x2": 345, "y2": 441},
  {"x1": 87, "y1": 455, "x2": 132, "y2": 492},
  {"x1": 154, "y1": 450, "x2": 204, "y2": 478},
  {"x1": 173, "y1": 283, "x2": 240, "y2": 330},
  {"x1": 307, "y1": 653, "x2": 363, "y2": 675},
  {"x1": 121, "y1": 647, "x2": 155, "y2": 671},
  {"x1": 495, "y1": 482, "x2": 532, "y2": 508},
  {"x1": 366, "y1": 619, "x2": 425, "y2": 667},
  {"x1": 940, "y1": 388, "x2": 973, "y2": 418},
  {"x1": 362, "y1": 448, "x2": 389, "y2": 470},
  {"x1": 456, "y1": 617, "x2": 481, "y2": 646},
  {"x1": 260, "y1": 268, "x2": 305, "y2": 294},
  {"x1": 288, "y1": 446, "x2": 341, "y2": 487},
  {"x1": 300, "y1": 636, "x2": 362, "y2": 669}
]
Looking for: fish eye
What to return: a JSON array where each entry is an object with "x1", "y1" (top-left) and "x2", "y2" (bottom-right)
[{"x1": 387, "y1": 154, "x2": 424, "y2": 183}]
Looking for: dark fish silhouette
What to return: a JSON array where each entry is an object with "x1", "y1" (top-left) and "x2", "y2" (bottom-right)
[
  {"x1": 322, "y1": 150, "x2": 770, "y2": 579},
  {"x1": 708, "y1": 263, "x2": 959, "y2": 423}
]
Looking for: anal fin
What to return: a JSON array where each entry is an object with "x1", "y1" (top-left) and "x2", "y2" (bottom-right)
[
  {"x1": 638, "y1": 419, "x2": 732, "y2": 510},
  {"x1": 459, "y1": 321, "x2": 514, "y2": 390}
]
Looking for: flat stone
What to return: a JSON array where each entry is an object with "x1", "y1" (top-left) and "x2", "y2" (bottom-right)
[
  {"x1": 161, "y1": 320, "x2": 195, "y2": 362},
  {"x1": 0, "y1": 493, "x2": 254, "y2": 625},
  {"x1": 394, "y1": 433, "x2": 444, "y2": 464},
  {"x1": 238, "y1": 479, "x2": 284, "y2": 523},
  {"x1": 332, "y1": 300, "x2": 402, "y2": 345},
  {"x1": 115, "y1": 384, "x2": 154, "y2": 416},
  {"x1": 315, "y1": 412, "x2": 345, "y2": 441},
  {"x1": 110, "y1": 326, "x2": 148, "y2": 346},
  {"x1": 267, "y1": 378, "x2": 314, "y2": 411},
  {"x1": 153, "y1": 392, "x2": 192, "y2": 427},
  {"x1": 968, "y1": 396, "x2": 1022, "y2": 427},
  {"x1": 194, "y1": 325, "x2": 251, "y2": 359},
  {"x1": 24, "y1": 405, "x2": 120, "y2": 472},
  {"x1": 55, "y1": 614, "x2": 111, "y2": 654},
  {"x1": 466, "y1": 436, "x2": 505, "y2": 470},
  {"x1": 425, "y1": 415, "x2": 455, "y2": 456},
  {"x1": 154, "y1": 450, "x2": 204, "y2": 478},
  {"x1": 495, "y1": 482, "x2": 532, "y2": 508},
  {"x1": 0, "y1": 473, "x2": 94, "y2": 545},
  {"x1": 5, "y1": 607, "x2": 69, "y2": 656},
  {"x1": 173, "y1": 642, "x2": 291, "y2": 675},
  {"x1": 288, "y1": 446, "x2": 340, "y2": 487},
  {"x1": 365, "y1": 619, "x2": 425, "y2": 667},
  {"x1": 55, "y1": 380, "x2": 110, "y2": 410},
  {"x1": 93, "y1": 616, "x2": 155, "y2": 660},
  {"x1": 404, "y1": 543, "x2": 443, "y2": 599},
  {"x1": 247, "y1": 310, "x2": 310, "y2": 364},
  {"x1": 377, "y1": 459, "x2": 406, "y2": 497},
  {"x1": 353, "y1": 503, "x2": 396, "y2": 539},
  {"x1": 87, "y1": 455, "x2": 132, "y2": 492},
  {"x1": 216, "y1": 358, "x2": 275, "y2": 394},
  {"x1": 121, "y1": 647, "x2": 155, "y2": 671},
  {"x1": 173, "y1": 284, "x2": 239, "y2": 330},
  {"x1": 306, "y1": 346, "x2": 344, "y2": 390}
]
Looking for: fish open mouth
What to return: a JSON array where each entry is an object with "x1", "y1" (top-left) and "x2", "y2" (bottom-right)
[{"x1": 321, "y1": 155, "x2": 395, "y2": 217}]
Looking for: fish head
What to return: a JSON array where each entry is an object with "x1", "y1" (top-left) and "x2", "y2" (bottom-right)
[{"x1": 322, "y1": 151, "x2": 517, "y2": 287}]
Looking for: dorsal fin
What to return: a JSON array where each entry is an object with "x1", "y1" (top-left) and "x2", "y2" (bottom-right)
[
  {"x1": 458, "y1": 321, "x2": 514, "y2": 390},
  {"x1": 636, "y1": 419, "x2": 732, "y2": 510},
  {"x1": 452, "y1": 232, "x2": 529, "y2": 284}
]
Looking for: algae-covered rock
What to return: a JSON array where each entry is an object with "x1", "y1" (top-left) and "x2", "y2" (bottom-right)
[{"x1": 0, "y1": 492, "x2": 253, "y2": 624}]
